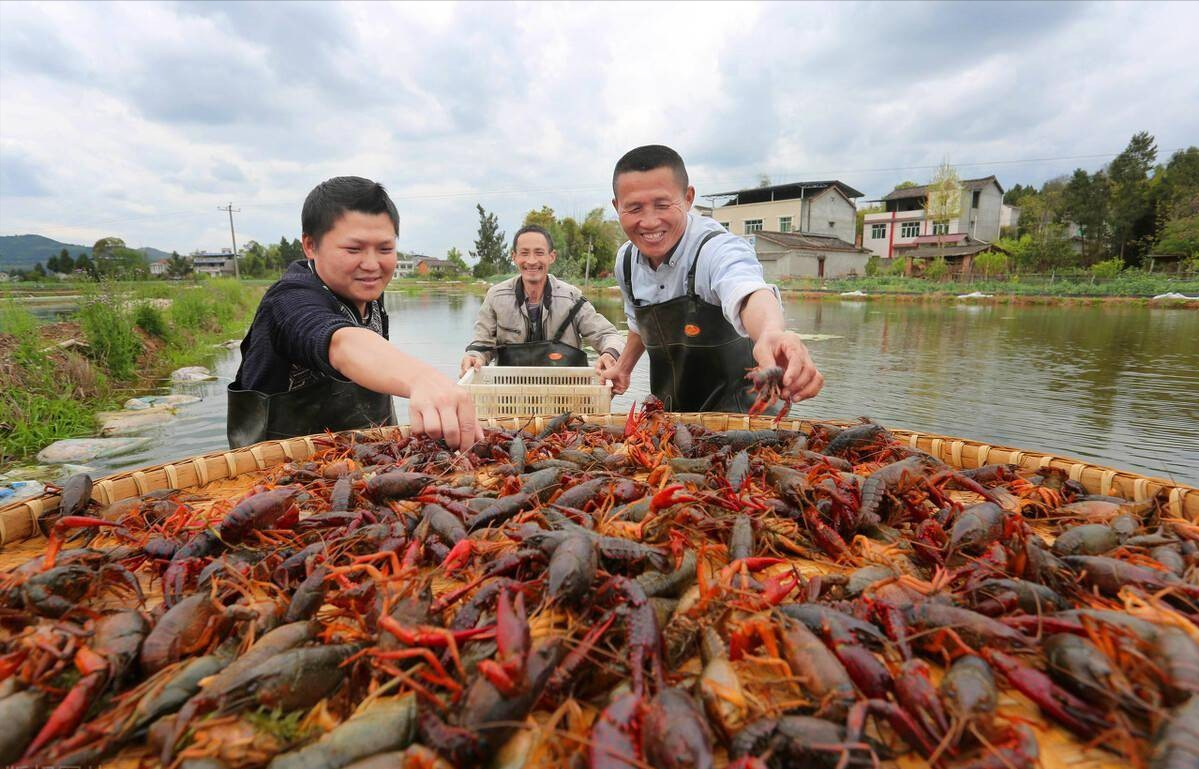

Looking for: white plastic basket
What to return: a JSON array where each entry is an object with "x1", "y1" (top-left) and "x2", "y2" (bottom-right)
[{"x1": 457, "y1": 365, "x2": 613, "y2": 418}]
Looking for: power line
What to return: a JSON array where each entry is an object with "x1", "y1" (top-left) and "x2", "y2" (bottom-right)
[{"x1": 11, "y1": 146, "x2": 1183, "y2": 235}]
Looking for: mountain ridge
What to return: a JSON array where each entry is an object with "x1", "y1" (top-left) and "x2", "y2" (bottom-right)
[{"x1": 0, "y1": 234, "x2": 172, "y2": 270}]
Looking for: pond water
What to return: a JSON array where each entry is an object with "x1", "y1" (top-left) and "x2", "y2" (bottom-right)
[{"x1": 58, "y1": 291, "x2": 1199, "y2": 486}]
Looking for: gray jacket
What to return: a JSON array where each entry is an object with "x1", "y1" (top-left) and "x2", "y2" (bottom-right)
[{"x1": 465, "y1": 275, "x2": 624, "y2": 365}]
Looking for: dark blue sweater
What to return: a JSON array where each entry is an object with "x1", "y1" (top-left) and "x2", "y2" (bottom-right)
[{"x1": 231, "y1": 261, "x2": 388, "y2": 394}]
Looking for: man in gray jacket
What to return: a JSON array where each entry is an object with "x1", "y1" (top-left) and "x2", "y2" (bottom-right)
[{"x1": 460, "y1": 225, "x2": 624, "y2": 381}]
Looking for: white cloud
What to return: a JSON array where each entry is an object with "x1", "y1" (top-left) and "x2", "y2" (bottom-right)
[{"x1": 1, "y1": 0, "x2": 1196, "y2": 256}]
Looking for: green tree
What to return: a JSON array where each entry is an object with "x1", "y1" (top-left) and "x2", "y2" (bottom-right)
[
  {"x1": 165, "y1": 251, "x2": 192, "y2": 279},
  {"x1": 1004, "y1": 183, "x2": 1038, "y2": 206},
  {"x1": 973, "y1": 250, "x2": 1008, "y2": 277},
  {"x1": 47, "y1": 247, "x2": 74, "y2": 274},
  {"x1": 239, "y1": 240, "x2": 268, "y2": 278},
  {"x1": 92, "y1": 237, "x2": 126, "y2": 259},
  {"x1": 1106, "y1": 131, "x2": 1157, "y2": 263},
  {"x1": 1155, "y1": 213, "x2": 1199, "y2": 257},
  {"x1": 580, "y1": 207, "x2": 624, "y2": 276},
  {"x1": 75, "y1": 253, "x2": 96, "y2": 279},
  {"x1": 1062, "y1": 169, "x2": 1109, "y2": 263},
  {"x1": 925, "y1": 160, "x2": 961, "y2": 263},
  {"x1": 1160, "y1": 148, "x2": 1199, "y2": 211},
  {"x1": 90, "y1": 237, "x2": 149, "y2": 279},
  {"x1": 32, "y1": 262, "x2": 46, "y2": 278},
  {"x1": 470, "y1": 204, "x2": 509, "y2": 278},
  {"x1": 446, "y1": 247, "x2": 468, "y2": 275},
  {"x1": 894, "y1": 180, "x2": 919, "y2": 190},
  {"x1": 280, "y1": 236, "x2": 305, "y2": 266}
]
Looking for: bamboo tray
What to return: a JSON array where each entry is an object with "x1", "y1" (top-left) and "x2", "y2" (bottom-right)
[
  {"x1": 3, "y1": 413, "x2": 1195, "y2": 547},
  {"x1": 1, "y1": 413, "x2": 1194, "y2": 769}
]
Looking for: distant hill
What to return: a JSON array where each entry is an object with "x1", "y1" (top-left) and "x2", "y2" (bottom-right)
[{"x1": 0, "y1": 234, "x2": 172, "y2": 270}]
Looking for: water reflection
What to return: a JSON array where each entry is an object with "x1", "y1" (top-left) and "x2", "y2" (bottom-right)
[{"x1": 82, "y1": 292, "x2": 1195, "y2": 486}]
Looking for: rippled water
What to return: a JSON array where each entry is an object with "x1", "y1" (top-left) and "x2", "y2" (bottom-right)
[{"x1": 86, "y1": 291, "x2": 1198, "y2": 486}]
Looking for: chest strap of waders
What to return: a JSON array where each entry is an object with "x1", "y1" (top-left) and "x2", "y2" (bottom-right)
[{"x1": 552, "y1": 296, "x2": 588, "y2": 344}]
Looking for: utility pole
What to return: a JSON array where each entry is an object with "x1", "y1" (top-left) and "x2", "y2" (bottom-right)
[
  {"x1": 584, "y1": 237, "x2": 593, "y2": 291},
  {"x1": 218, "y1": 203, "x2": 242, "y2": 279}
]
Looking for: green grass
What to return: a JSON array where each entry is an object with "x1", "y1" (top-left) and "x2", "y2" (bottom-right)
[
  {"x1": 1, "y1": 302, "x2": 100, "y2": 461},
  {"x1": 134, "y1": 303, "x2": 170, "y2": 339},
  {"x1": 0, "y1": 281, "x2": 262, "y2": 466},
  {"x1": 1, "y1": 392, "x2": 96, "y2": 462},
  {"x1": 169, "y1": 288, "x2": 218, "y2": 332},
  {"x1": 779, "y1": 271, "x2": 1199, "y2": 298},
  {"x1": 78, "y1": 292, "x2": 141, "y2": 380}
]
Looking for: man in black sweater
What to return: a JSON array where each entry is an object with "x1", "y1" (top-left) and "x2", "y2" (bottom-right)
[{"x1": 228, "y1": 176, "x2": 481, "y2": 450}]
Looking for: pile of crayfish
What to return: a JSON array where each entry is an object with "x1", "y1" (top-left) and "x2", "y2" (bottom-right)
[{"x1": 2, "y1": 397, "x2": 1197, "y2": 769}]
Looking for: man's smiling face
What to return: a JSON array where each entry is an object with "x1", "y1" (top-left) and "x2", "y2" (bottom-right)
[
  {"x1": 613, "y1": 166, "x2": 695, "y2": 261},
  {"x1": 513, "y1": 230, "x2": 556, "y2": 290},
  {"x1": 303, "y1": 210, "x2": 397, "y2": 313}
]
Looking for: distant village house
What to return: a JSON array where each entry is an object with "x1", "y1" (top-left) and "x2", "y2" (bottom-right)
[
  {"x1": 863, "y1": 176, "x2": 1011, "y2": 275},
  {"x1": 704, "y1": 180, "x2": 871, "y2": 278},
  {"x1": 707, "y1": 180, "x2": 863, "y2": 244},
  {"x1": 393, "y1": 254, "x2": 451, "y2": 278},
  {"x1": 190, "y1": 249, "x2": 237, "y2": 277}
]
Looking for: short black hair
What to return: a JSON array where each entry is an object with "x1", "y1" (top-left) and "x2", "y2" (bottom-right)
[
  {"x1": 612, "y1": 145, "x2": 689, "y2": 195},
  {"x1": 301, "y1": 176, "x2": 399, "y2": 244},
  {"x1": 513, "y1": 224, "x2": 554, "y2": 252}
]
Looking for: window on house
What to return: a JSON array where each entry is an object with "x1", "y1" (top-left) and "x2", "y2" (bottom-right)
[
  {"x1": 870, "y1": 223, "x2": 886, "y2": 239},
  {"x1": 744, "y1": 219, "x2": 763, "y2": 233},
  {"x1": 828, "y1": 221, "x2": 835, "y2": 229},
  {"x1": 719, "y1": 222, "x2": 730, "y2": 231},
  {"x1": 900, "y1": 221, "x2": 920, "y2": 238},
  {"x1": 778, "y1": 216, "x2": 792, "y2": 233},
  {"x1": 972, "y1": 190, "x2": 981, "y2": 209},
  {"x1": 932, "y1": 221, "x2": 949, "y2": 235}
]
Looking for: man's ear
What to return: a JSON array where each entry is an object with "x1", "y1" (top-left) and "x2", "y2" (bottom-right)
[
  {"x1": 547, "y1": 250, "x2": 558, "y2": 265},
  {"x1": 611, "y1": 197, "x2": 619, "y2": 213},
  {"x1": 301, "y1": 234, "x2": 318, "y2": 260},
  {"x1": 684, "y1": 186, "x2": 696, "y2": 210}
]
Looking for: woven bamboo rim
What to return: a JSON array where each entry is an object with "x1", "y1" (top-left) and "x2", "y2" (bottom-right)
[{"x1": 2, "y1": 412, "x2": 1196, "y2": 547}]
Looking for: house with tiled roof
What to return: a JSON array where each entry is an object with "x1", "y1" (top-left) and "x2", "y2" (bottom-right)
[
  {"x1": 704, "y1": 180, "x2": 864, "y2": 246},
  {"x1": 862, "y1": 176, "x2": 1005, "y2": 259},
  {"x1": 752, "y1": 230, "x2": 872, "y2": 279}
]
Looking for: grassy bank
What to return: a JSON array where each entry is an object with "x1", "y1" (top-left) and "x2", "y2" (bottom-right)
[
  {"x1": 774, "y1": 272, "x2": 1199, "y2": 301},
  {"x1": 0, "y1": 279, "x2": 262, "y2": 465}
]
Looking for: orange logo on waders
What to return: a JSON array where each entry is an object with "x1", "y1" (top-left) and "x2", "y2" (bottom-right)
[
  {"x1": 684, "y1": 324, "x2": 702, "y2": 337},
  {"x1": 548, "y1": 352, "x2": 564, "y2": 361}
]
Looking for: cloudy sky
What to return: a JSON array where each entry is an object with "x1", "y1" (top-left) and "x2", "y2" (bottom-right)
[{"x1": 1, "y1": 0, "x2": 1196, "y2": 258}]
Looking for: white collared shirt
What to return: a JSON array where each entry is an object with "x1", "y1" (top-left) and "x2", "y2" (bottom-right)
[{"x1": 615, "y1": 212, "x2": 781, "y2": 336}]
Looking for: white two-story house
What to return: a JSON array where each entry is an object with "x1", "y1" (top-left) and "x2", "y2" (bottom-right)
[{"x1": 863, "y1": 176, "x2": 1005, "y2": 260}]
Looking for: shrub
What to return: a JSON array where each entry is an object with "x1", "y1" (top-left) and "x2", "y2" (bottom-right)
[
  {"x1": 864, "y1": 255, "x2": 881, "y2": 277},
  {"x1": 973, "y1": 250, "x2": 1008, "y2": 278},
  {"x1": 134, "y1": 303, "x2": 170, "y2": 339},
  {"x1": 1090, "y1": 257, "x2": 1124, "y2": 281},
  {"x1": 924, "y1": 257, "x2": 949, "y2": 282},
  {"x1": 78, "y1": 295, "x2": 141, "y2": 380}
]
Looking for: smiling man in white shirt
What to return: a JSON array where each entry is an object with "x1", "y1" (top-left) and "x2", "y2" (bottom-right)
[{"x1": 607, "y1": 145, "x2": 824, "y2": 412}]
